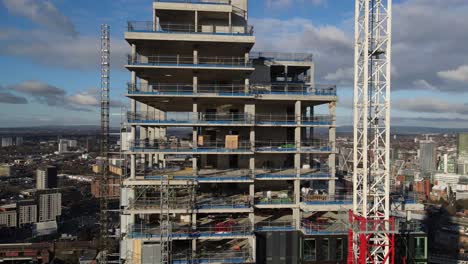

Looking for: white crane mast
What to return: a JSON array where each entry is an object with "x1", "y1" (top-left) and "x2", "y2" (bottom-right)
[{"x1": 352, "y1": 0, "x2": 393, "y2": 263}]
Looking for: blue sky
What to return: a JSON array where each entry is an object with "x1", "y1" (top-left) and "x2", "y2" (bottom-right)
[{"x1": 1, "y1": 0, "x2": 468, "y2": 128}]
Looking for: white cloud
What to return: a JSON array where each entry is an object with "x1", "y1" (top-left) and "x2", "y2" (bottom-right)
[
  {"x1": 266, "y1": 0, "x2": 327, "y2": 8},
  {"x1": 394, "y1": 97, "x2": 468, "y2": 115},
  {"x1": 437, "y1": 65, "x2": 468, "y2": 83},
  {"x1": 2, "y1": 0, "x2": 77, "y2": 36}
]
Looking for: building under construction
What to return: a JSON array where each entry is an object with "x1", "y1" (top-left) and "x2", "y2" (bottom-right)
[{"x1": 119, "y1": 0, "x2": 427, "y2": 263}]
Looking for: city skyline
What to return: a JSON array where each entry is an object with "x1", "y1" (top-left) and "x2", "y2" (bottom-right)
[{"x1": 1, "y1": 0, "x2": 468, "y2": 128}]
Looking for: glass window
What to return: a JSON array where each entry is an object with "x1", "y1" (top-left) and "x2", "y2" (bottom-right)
[
  {"x1": 303, "y1": 239, "x2": 316, "y2": 261},
  {"x1": 336, "y1": 238, "x2": 344, "y2": 260},
  {"x1": 321, "y1": 238, "x2": 330, "y2": 261},
  {"x1": 414, "y1": 237, "x2": 427, "y2": 259}
]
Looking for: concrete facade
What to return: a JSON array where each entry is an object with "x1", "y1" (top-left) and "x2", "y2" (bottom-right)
[
  {"x1": 120, "y1": 1, "x2": 338, "y2": 263},
  {"x1": 37, "y1": 190, "x2": 61, "y2": 222},
  {"x1": 36, "y1": 166, "x2": 58, "y2": 190}
]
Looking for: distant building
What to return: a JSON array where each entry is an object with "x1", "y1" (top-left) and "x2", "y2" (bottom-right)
[
  {"x1": 0, "y1": 164, "x2": 15, "y2": 177},
  {"x1": 1, "y1": 137, "x2": 13, "y2": 147},
  {"x1": 0, "y1": 204, "x2": 17, "y2": 228},
  {"x1": 419, "y1": 140, "x2": 436, "y2": 178},
  {"x1": 458, "y1": 133, "x2": 468, "y2": 159},
  {"x1": 36, "y1": 190, "x2": 61, "y2": 222},
  {"x1": 17, "y1": 200, "x2": 37, "y2": 226},
  {"x1": 58, "y1": 139, "x2": 78, "y2": 153},
  {"x1": 36, "y1": 166, "x2": 58, "y2": 190},
  {"x1": 15, "y1": 137, "x2": 23, "y2": 146}
]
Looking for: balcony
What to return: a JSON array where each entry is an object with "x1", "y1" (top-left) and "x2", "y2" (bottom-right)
[
  {"x1": 127, "y1": 111, "x2": 254, "y2": 126},
  {"x1": 127, "y1": 54, "x2": 253, "y2": 69},
  {"x1": 130, "y1": 140, "x2": 252, "y2": 154},
  {"x1": 128, "y1": 83, "x2": 250, "y2": 96},
  {"x1": 254, "y1": 140, "x2": 332, "y2": 153},
  {"x1": 127, "y1": 21, "x2": 253, "y2": 36}
]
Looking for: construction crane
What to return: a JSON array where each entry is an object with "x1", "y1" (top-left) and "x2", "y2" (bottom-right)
[
  {"x1": 100, "y1": 23, "x2": 111, "y2": 262},
  {"x1": 160, "y1": 176, "x2": 173, "y2": 264},
  {"x1": 349, "y1": 0, "x2": 395, "y2": 263}
]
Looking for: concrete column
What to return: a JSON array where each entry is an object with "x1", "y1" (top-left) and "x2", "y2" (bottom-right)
[
  {"x1": 244, "y1": 78, "x2": 250, "y2": 94},
  {"x1": 193, "y1": 101, "x2": 198, "y2": 154},
  {"x1": 293, "y1": 208, "x2": 301, "y2": 230},
  {"x1": 193, "y1": 48, "x2": 198, "y2": 65},
  {"x1": 130, "y1": 154, "x2": 136, "y2": 179},
  {"x1": 249, "y1": 236, "x2": 256, "y2": 262},
  {"x1": 193, "y1": 75, "x2": 198, "y2": 93},
  {"x1": 249, "y1": 183, "x2": 254, "y2": 205},
  {"x1": 152, "y1": 9, "x2": 157, "y2": 31},
  {"x1": 131, "y1": 44, "x2": 136, "y2": 63},
  {"x1": 295, "y1": 101, "x2": 301, "y2": 151},
  {"x1": 229, "y1": 12, "x2": 232, "y2": 33},
  {"x1": 194, "y1": 11, "x2": 198, "y2": 32},
  {"x1": 328, "y1": 102, "x2": 336, "y2": 196},
  {"x1": 244, "y1": 52, "x2": 249, "y2": 66}
]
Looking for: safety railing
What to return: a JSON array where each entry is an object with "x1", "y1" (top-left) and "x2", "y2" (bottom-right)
[
  {"x1": 398, "y1": 221, "x2": 425, "y2": 233},
  {"x1": 197, "y1": 168, "x2": 252, "y2": 181},
  {"x1": 127, "y1": 82, "x2": 336, "y2": 96},
  {"x1": 196, "y1": 196, "x2": 251, "y2": 209},
  {"x1": 154, "y1": 0, "x2": 231, "y2": 5},
  {"x1": 301, "y1": 194, "x2": 352, "y2": 205},
  {"x1": 255, "y1": 192, "x2": 294, "y2": 205},
  {"x1": 300, "y1": 220, "x2": 348, "y2": 235},
  {"x1": 197, "y1": 222, "x2": 252, "y2": 237},
  {"x1": 255, "y1": 167, "x2": 296, "y2": 179},
  {"x1": 173, "y1": 250, "x2": 253, "y2": 264},
  {"x1": 127, "y1": 21, "x2": 253, "y2": 35},
  {"x1": 128, "y1": 197, "x2": 193, "y2": 210},
  {"x1": 255, "y1": 220, "x2": 295, "y2": 231},
  {"x1": 127, "y1": 54, "x2": 252, "y2": 67},
  {"x1": 254, "y1": 140, "x2": 331, "y2": 152},
  {"x1": 255, "y1": 141, "x2": 297, "y2": 152},
  {"x1": 250, "y1": 52, "x2": 313, "y2": 62},
  {"x1": 299, "y1": 168, "x2": 332, "y2": 179},
  {"x1": 130, "y1": 140, "x2": 252, "y2": 153},
  {"x1": 127, "y1": 111, "x2": 254, "y2": 125},
  {"x1": 127, "y1": 224, "x2": 191, "y2": 239},
  {"x1": 255, "y1": 114, "x2": 332, "y2": 125},
  {"x1": 251, "y1": 83, "x2": 337, "y2": 96},
  {"x1": 300, "y1": 140, "x2": 333, "y2": 152}
]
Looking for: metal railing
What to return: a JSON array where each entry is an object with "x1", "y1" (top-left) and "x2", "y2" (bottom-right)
[
  {"x1": 255, "y1": 114, "x2": 332, "y2": 125},
  {"x1": 154, "y1": 0, "x2": 231, "y2": 5},
  {"x1": 197, "y1": 222, "x2": 252, "y2": 236},
  {"x1": 127, "y1": 82, "x2": 336, "y2": 96},
  {"x1": 254, "y1": 140, "x2": 332, "y2": 152},
  {"x1": 197, "y1": 168, "x2": 252, "y2": 181},
  {"x1": 301, "y1": 194, "x2": 352, "y2": 205},
  {"x1": 129, "y1": 197, "x2": 192, "y2": 210},
  {"x1": 127, "y1": 223, "x2": 191, "y2": 239},
  {"x1": 251, "y1": 83, "x2": 336, "y2": 96},
  {"x1": 130, "y1": 140, "x2": 252, "y2": 152},
  {"x1": 299, "y1": 169, "x2": 332, "y2": 179},
  {"x1": 127, "y1": 54, "x2": 252, "y2": 67},
  {"x1": 173, "y1": 250, "x2": 252, "y2": 264},
  {"x1": 250, "y1": 52, "x2": 313, "y2": 62},
  {"x1": 255, "y1": 220, "x2": 295, "y2": 231},
  {"x1": 127, "y1": 21, "x2": 253, "y2": 35},
  {"x1": 255, "y1": 167, "x2": 296, "y2": 178},
  {"x1": 196, "y1": 196, "x2": 251, "y2": 209},
  {"x1": 127, "y1": 111, "x2": 254, "y2": 125},
  {"x1": 254, "y1": 192, "x2": 294, "y2": 205},
  {"x1": 300, "y1": 220, "x2": 348, "y2": 235}
]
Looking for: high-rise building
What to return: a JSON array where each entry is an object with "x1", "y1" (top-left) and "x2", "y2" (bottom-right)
[
  {"x1": 15, "y1": 137, "x2": 23, "y2": 146},
  {"x1": 120, "y1": 1, "x2": 340, "y2": 263},
  {"x1": 36, "y1": 166, "x2": 58, "y2": 190},
  {"x1": 0, "y1": 204, "x2": 17, "y2": 228},
  {"x1": 1, "y1": 137, "x2": 13, "y2": 147},
  {"x1": 17, "y1": 200, "x2": 37, "y2": 226},
  {"x1": 36, "y1": 190, "x2": 61, "y2": 222},
  {"x1": 458, "y1": 133, "x2": 468, "y2": 159},
  {"x1": 419, "y1": 140, "x2": 436, "y2": 178}
]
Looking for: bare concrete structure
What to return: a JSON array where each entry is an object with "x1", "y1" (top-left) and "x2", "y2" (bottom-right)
[{"x1": 120, "y1": 1, "x2": 340, "y2": 263}]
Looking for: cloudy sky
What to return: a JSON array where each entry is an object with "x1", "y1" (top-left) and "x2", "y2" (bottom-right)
[{"x1": 1, "y1": 0, "x2": 467, "y2": 128}]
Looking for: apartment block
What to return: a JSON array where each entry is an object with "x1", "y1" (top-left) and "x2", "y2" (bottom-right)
[
  {"x1": 120, "y1": 1, "x2": 344, "y2": 263},
  {"x1": 36, "y1": 166, "x2": 58, "y2": 190},
  {"x1": 17, "y1": 199, "x2": 37, "y2": 226},
  {"x1": 36, "y1": 190, "x2": 61, "y2": 222}
]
